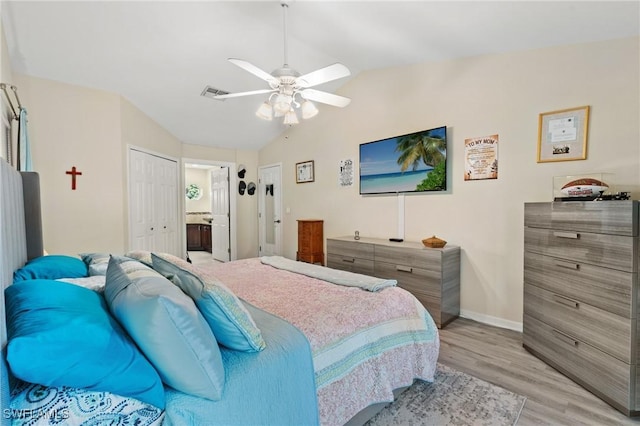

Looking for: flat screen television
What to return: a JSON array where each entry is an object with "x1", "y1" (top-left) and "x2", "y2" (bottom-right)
[{"x1": 359, "y1": 126, "x2": 447, "y2": 195}]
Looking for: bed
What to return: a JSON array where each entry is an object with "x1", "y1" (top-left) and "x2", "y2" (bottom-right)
[{"x1": 0, "y1": 159, "x2": 439, "y2": 426}]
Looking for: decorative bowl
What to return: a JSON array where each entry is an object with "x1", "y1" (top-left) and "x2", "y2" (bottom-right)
[{"x1": 422, "y1": 235, "x2": 446, "y2": 248}]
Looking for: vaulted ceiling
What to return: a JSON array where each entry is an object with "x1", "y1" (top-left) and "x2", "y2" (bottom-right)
[{"x1": 2, "y1": 1, "x2": 638, "y2": 150}]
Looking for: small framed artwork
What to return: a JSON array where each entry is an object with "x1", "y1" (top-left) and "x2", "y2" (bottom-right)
[
  {"x1": 537, "y1": 105, "x2": 590, "y2": 163},
  {"x1": 296, "y1": 160, "x2": 314, "y2": 183}
]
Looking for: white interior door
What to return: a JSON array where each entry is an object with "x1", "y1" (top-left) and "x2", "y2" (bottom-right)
[
  {"x1": 129, "y1": 148, "x2": 179, "y2": 255},
  {"x1": 258, "y1": 164, "x2": 282, "y2": 257},
  {"x1": 211, "y1": 166, "x2": 230, "y2": 262},
  {"x1": 155, "y1": 157, "x2": 178, "y2": 255},
  {"x1": 129, "y1": 149, "x2": 156, "y2": 251}
]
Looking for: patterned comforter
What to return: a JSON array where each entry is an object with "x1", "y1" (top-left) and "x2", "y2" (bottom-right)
[{"x1": 200, "y1": 258, "x2": 439, "y2": 426}]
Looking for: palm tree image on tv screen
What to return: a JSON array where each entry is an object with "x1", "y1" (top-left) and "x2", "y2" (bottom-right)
[{"x1": 359, "y1": 126, "x2": 447, "y2": 195}]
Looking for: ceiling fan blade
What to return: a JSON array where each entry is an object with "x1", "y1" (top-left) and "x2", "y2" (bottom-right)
[
  {"x1": 228, "y1": 58, "x2": 277, "y2": 84},
  {"x1": 300, "y1": 89, "x2": 351, "y2": 108},
  {"x1": 296, "y1": 63, "x2": 351, "y2": 88},
  {"x1": 213, "y1": 89, "x2": 276, "y2": 100}
]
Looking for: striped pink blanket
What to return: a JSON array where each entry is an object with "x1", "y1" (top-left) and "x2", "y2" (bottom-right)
[{"x1": 199, "y1": 258, "x2": 439, "y2": 425}]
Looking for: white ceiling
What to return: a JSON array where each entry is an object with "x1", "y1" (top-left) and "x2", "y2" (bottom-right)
[{"x1": 2, "y1": 1, "x2": 638, "y2": 151}]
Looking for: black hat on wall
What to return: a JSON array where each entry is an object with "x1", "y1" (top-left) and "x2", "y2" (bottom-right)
[
  {"x1": 238, "y1": 180, "x2": 246, "y2": 195},
  {"x1": 247, "y1": 182, "x2": 256, "y2": 196},
  {"x1": 238, "y1": 164, "x2": 246, "y2": 179}
]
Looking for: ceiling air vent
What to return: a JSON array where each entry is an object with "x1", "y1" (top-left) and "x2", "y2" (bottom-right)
[{"x1": 201, "y1": 85, "x2": 229, "y2": 101}]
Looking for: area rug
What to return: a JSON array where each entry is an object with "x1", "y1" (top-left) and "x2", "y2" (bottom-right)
[{"x1": 366, "y1": 363, "x2": 526, "y2": 426}]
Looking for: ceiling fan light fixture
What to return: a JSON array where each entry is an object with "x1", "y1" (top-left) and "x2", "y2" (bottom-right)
[
  {"x1": 211, "y1": 2, "x2": 351, "y2": 126},
  {"x1": 283, "y1": 109, "x2": 299, "y2": 125},
  {"x1": 301, "y1": 100, "x2": 319, "y2": 119},
  {"x1": 273, "y1": 94, "x2": 292, "y2": 116},
  {"x1": 256, "y1": 101, "x2": 273, "y2": 121}
]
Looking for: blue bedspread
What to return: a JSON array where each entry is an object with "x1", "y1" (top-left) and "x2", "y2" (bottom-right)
[{"x1": 163, "y1": 303, "x2": 319, "y2": 426}]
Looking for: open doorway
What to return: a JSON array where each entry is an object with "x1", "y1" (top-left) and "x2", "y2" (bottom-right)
[{"x1": 184, "y1": 159, "x2": 237, "y2": 264}]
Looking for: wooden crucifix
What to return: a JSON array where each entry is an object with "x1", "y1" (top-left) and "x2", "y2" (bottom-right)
[{"x1": 65, "y1": 166, "x2": 82, "y2": 190}]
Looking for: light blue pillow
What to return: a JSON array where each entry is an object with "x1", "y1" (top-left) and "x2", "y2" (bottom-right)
[
  {"x1": 104, "y1": 256, "x2": 225, "y2": 400},
  {"x1": 124, "y1": 250, "x2": 154, "y2": 267},
  {"x1": 80, "y1": 252, "x2": 111, "y2": 276},
  {"x1": 13, "y1": 255, "x2": 88, "y2": 283},
  {"x1": 5, "y1": 279, "x2": 165, "y2": 409},
  {"x1": 152, "y1": 253, "x2": 266, "y2": 352}
]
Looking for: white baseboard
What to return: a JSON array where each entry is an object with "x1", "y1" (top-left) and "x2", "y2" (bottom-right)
[{"x1": 459, "y1": 309, "x2": 523, "y2": 332}]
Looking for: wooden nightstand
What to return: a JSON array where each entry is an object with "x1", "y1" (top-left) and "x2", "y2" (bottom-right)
[{"x1": 297, "y1": 220, "x2": 324, "y2": 265}]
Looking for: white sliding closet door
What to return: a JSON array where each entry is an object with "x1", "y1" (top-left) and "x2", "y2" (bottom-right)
[{"x1": 129, "y1": 148, "x2": 179, "y2": 255}]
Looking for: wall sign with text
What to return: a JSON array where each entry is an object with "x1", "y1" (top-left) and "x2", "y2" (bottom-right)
[{"x1": 464, "y1": 135, "x2": 498, "y2": 181}]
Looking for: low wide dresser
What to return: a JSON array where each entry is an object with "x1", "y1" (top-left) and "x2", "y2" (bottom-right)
[{"x1": 326, "y1": 236, "x2": 460, "y2": 328}]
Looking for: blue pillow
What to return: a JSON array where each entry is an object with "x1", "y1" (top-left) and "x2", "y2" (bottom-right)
[
  {"x1": 13, "y1": 255, "x2": 88, "y2": 283},
  {"x1": 80, "y1": 252, "x2": 111, "y2": 276},
  {"x1": 152, "y1": 253, "x2": 266, "y2": 352},
  {"x1": 5, "y1": 279, "x2": 165, "y2": 409},
  {"x1": 104, "y1": 256, "x2": 225, "y2": 401}
]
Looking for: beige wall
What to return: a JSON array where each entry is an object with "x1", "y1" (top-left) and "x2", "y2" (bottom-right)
[
  {"x1": 14, "y1": 75, "x2": 126, "y2": 255},
  {"x1": 12, "y1": 75, "x2": 262, "y2": 258},
  {"x1": 259, "y1": 36, "x2": 640, "y2": 329},
  {"x1": 234, "y1": 149, "x2": 259, "y2": 259}
]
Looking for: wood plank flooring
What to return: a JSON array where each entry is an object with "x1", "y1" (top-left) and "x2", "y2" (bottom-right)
[{"x1": 438, "y1": 318, "x2": 640, "y2": 425}]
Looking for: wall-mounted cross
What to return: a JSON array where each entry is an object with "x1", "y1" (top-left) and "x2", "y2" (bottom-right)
[{"x1": 65, "y1": 166, "x2": 82, "y2": 190}]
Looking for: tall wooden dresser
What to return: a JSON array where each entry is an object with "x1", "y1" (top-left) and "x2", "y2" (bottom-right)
[
  {"x1": 297, "y1": 220, "x2": 324, "y2": 265},
  {"x1": 327, "y1": 236, "x2": 460, "y2": 328},
  {"x1": 523, "y1": 201, "x2": 640, "y2": 415}
]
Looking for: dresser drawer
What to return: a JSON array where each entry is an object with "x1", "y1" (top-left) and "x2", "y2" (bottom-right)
[
  {"x1": 524, "y1": 284, "x2": 632, "y2": 363},
  {"x1": 375, "y1": 260, "x2": 441, "y2": 307},
  {"x1": 326, "y1": 254, "x2": 374, "y2": 275},
  {"x1": 374, "y1": 245, "x2": 442, "y2": 271},
  {"x1": 524, "y1": 227, "x2": 635, "y2": 272},
  {"x1": 327, "y1": 239, "x2": 374, "y2": 260},
  {"x1": 523, "y1": 314, "x2": 632, "y2": 409},
  {"x1": 524, "y1": 251, "x2": 634, "y2": 318},
  {"x1": 525, "y1": 201, "x2": 638, "y2": 236}
]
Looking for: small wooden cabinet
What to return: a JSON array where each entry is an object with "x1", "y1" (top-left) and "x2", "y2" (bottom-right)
[
  {"x1": 202, "y1": 225, "x2": 212, "y2": 253},
  {"x1": 297, "y1": 220, "x2": 324, "y2": 265},
  {"x1": 327, "y1": 236, "x2": 460, "y2": 328},
  {"x1": 187, "y1": 224, "x2": 212, "y2": 253}
]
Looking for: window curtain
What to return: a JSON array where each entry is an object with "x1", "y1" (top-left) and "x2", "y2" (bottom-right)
[{"x1": 17, "y1": 108, "x2": 32, "y2": 172}]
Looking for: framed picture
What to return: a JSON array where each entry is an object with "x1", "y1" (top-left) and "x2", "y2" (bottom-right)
[
  {"x1": 296, "y1": 160, "x2": 314, "y2": 183},
  {"x1": 537, "y1": 105, "x2": 590, "y2": 163},
  {"x1": 464, "y1": 134, "x2": 498, "y2": 181}
]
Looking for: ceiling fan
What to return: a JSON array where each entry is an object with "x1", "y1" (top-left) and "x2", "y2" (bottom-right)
[{"x1": 212, "y1": 2, "x2": 351, "y2": 125}]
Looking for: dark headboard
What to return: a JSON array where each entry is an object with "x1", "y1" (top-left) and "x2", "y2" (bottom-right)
[
  {"x1": 0, "y1": 159, "x2": 43, "y2": 424},
  {"x1": 21, "y1": 171, "x2": 43, "y2": 261}
]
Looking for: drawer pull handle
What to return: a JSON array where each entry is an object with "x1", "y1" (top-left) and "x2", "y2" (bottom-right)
[
  {"x1": 341, "y1": 258, "x2": 355, "y2": 263},
  {"x1": 554, "y1": 260, "x2": 580, "y2": 270},
  {"x1": 396, "y1": 265, "x2": 413, "y2": 273},
  {"x1": 553, "y1": 294, "x2": 579, "y2": 309},
  {"x1": 552, "y1": 329, "x2": 578, "y2": 347},
  {"x1": 553, "y1": 231, "x2": 579, "y2": 239}
]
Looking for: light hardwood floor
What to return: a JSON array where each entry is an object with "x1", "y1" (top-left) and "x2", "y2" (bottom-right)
[{"x1": 438, "y1": 318, "x2": 640, "y2": 425}]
